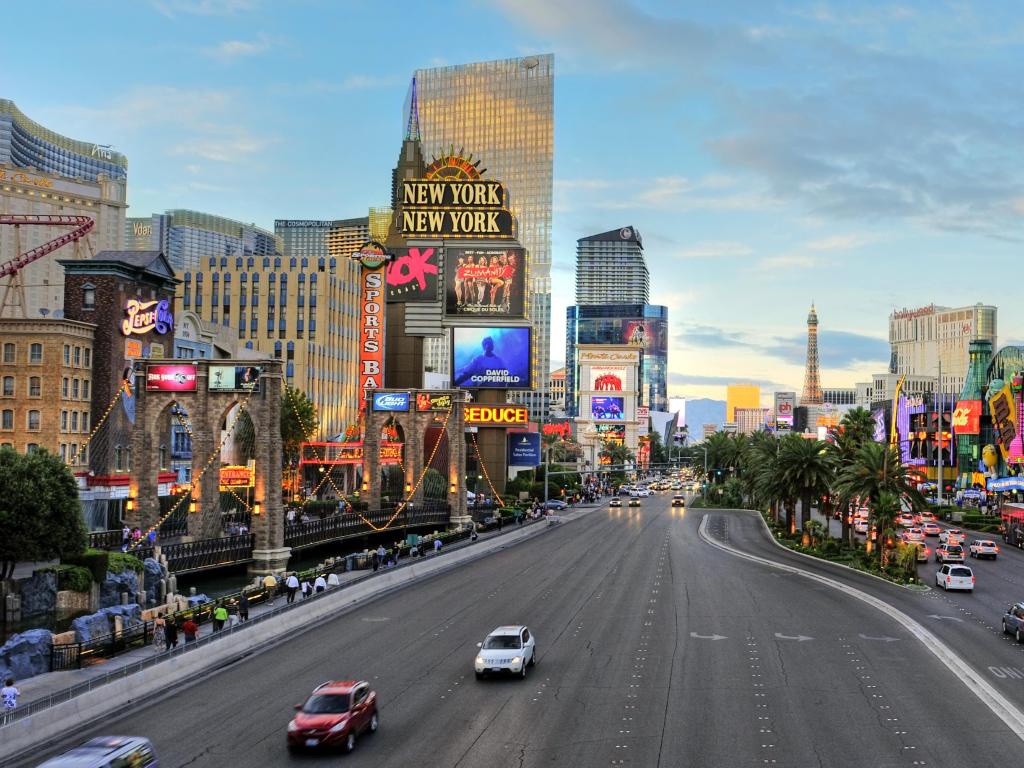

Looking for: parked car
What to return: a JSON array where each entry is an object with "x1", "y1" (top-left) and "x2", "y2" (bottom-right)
[
  {"x1": 969, "y1": 539, "x2": 1000, "y2": 559},
  {"x1": 475, "y1": 625, "x2": 536, "y2": 679},
  {"x1": 37, "y1": 737, "x2": 159, "y2": 768},
  {"x1": 1002, "y1": 603, "x2": 1024, "y2": 642},
  {"x1": 935, "y1": 564, "x2": 974, "y2": 592},
  {"x1": 854, "y1": 519, "x2": 869, "y2": 535},
  {"x1": 935, "y1": 543, "x2": 965, "y2": 564},
  {"x1": 287, "y1": 681, "x2": 379, "y2": 753}
]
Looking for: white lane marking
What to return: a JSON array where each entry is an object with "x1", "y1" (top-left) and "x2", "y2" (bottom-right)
[
  {"x1": 859, "y1": 634, "x2": 900, "y2": 642},
  {"x1": 927, "y1": 615, "x2": 964, "y2": 622},
  {"x1": 698, "y1": 514, "x2": 1024, "y2": 743},
  {"x1": 773, "y1": 632, "x2": 813, "y2": 642},
  {"x1": 689, "y1": 632, "x2": 728, "y2": 640}
]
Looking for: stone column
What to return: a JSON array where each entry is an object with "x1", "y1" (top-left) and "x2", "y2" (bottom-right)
[
  {"x1": 250, "y1": 362, "x2": 290, "y2": 575},
  {"x1": 130, "y1": 385, "x2": 157, "y2": 532},
  {"x1": 363, "y1": 409, "x2": 381, "y2": 507},
  {"x1": 405, "y1": 408, "x2": 423, "y2": 506},
  {"x1": 192, "y1": 369, "x2": 221, "y2": 541},
  {"x1": 447, "y1": 394, "x2": 469, "y2": 525}
]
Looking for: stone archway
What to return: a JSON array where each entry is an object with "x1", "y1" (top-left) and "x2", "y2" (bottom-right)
[{"x1": 129, "y1": 359, "x2": 288, "y2": 573}]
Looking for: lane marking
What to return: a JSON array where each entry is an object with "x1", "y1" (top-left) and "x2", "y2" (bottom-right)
[
  {"x1": 690, "y1": 632, "x2": 728, "y2": 640},
  {"x1": 773, "y1": 632, "x2": 813, "y2": 642},
  {"x1": 858, "y1": 634, "x2": 900, "y2": 642},
  {"x1": 699, "y1": 514, "x2": 1024, "y2": 743}
]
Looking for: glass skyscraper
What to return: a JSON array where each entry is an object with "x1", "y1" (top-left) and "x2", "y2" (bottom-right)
[
  {"x1": 576, "y1": 227, "x2": 649, "y2": 305},
  {"x1": 410, "y1": 55, "x2": 554, "y2": 419}
]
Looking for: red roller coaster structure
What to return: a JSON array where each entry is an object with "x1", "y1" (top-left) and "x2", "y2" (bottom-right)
[{"x1": 0, "y1": 214, "x2": 95, "y2": 317}]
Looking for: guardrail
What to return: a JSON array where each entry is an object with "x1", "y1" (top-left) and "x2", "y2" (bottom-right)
[{"x1": 284, "y1": 503, "x2": 451, "y2": 549}]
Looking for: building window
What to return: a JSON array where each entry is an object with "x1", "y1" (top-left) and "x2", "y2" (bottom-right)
[
  {"x1": 26, "y1": 443, "x2": 39, "y2": 454},
  {"x1": 84, "y1": 348, "x2": 90, "y2": 367},
  {"x1": 82, "y1": 412, "x2": 89, "y2": 432},
  {"x1": 27, "y1": 410, "x2": 40, "y2": 431},
  {"x1": 1, "y1": 410, "x2": 12, "y2": 430},
  {"x1": 159, "y1": 444, "x2": 168, "y2": 470},
  {"x1": 74, "y1": 347, "x2": 81, "y2": 366},
  {"x1": 62, "y1": 378, "x2": 69, "y2": 398},
  {"x1": 29, "y1": 344, "x2": 42, "y2": 364},
  {"x1": 71, "y1": 412, "x2": 79, "y2": 432},
  {"x1": 63, "y1": 344, "x2": 71, "y2": 366},
  {"x1": 82, "y1": 380, "x2": 89, "y2": 399},
  {"x1": 115, "y1": 445, "x2": 124, "y2": 471},
  {"x1": 2, "y1": 344, "x2": 14, "y2": 363},
  {"x1": 60, "y1": 443, "x2": 67, "y2": 460},
  {"x1": 61, "y1": 410, "x2": 68, "y2": 431},
  {"x1": 83, "y1": 283, "x2": 95, "y2": 309},
  {"x1": 2, "y1": 377, "x2": 12, "y2": 396},
  {"x1": 72, "y1": 379, "x2": 80, "y2": 399}
]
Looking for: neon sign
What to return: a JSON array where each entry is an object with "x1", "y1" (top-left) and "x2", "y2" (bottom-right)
[{"x1": 122, "y1": 299, "x2": 173, "y2": 337}]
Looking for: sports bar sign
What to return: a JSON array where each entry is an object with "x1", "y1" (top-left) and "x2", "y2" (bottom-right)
[
  {"x1": 355, "y1": 243, "x2": 387, "y2": 413},
  {"x1": 464, "y1": 404, "x2": 529, "y2": 427},
  {"x1": 400, "y1": 179, "x2": 515, "y2": 239}
]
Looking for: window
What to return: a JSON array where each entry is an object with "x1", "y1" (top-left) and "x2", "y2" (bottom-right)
[
  {"x1": 27, "y1": 410, "x2": 40, "y2": 430},
  {"x1": 29, "y1": 344, "x2": 42, "y2": 363},
  {"x1": 1, "y1": 410, "x2": 12, "y2": 429},
  {"x1": 61, "y1": 410, "x2": 68, "y2": 431},
  {"x1": 29, "y1": 377, "x2": 40, "y2": 397},
  {"x1": 72, "y1": 379, "x2": 80, "y2": 399},
  {"x1": 82, "y1": 380, "x2": 89, "y2": 399},
  {"x1": 62, "y1": 378, "x2": 69, "y2": 398},
  {"x1": 68, "y1": 444, "x2": 78, "y2": 464},
  {"x1": 2, "y1": 343, "x2": 14, "y2": 363},
  {"x1": 26, "y1": 443, "x2": 39, "y2": 454},
  {"x1": 74, "y1": 347, "x2": 81, "y2": 366},
  {"x1": 82, "y1": 412, "x2": 89, "y2": 432},
  {"x1": 83, "y1": 348, "x2": 90, "y2": 367},
  {"x1": 63, "y1": 344, "x2": 71, "y2": 365},
  {"x1": 2, "y1": 377, "x2": 12, "y2": 396},
  {"x1": 159, "y1": 444, "x2": 168, "y2": 470},
  {"x1": 71, "y1": 411, "x2": 79, "y2": 432},
  {"x1": 83, "y1": 283, "x2": 95, "y2": 309},
  {"x1": 60, "y1": 443, "x2": 67, "y2": 460}
]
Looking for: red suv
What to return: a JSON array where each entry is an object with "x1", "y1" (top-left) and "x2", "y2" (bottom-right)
[{"x1": 287, "y1": 680, "x2": 379, "y2": 753}]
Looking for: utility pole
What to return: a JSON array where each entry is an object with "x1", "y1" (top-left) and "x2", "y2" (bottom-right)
[{"x1": 937, "y1": 360, "x2": 943, "y2": 507}]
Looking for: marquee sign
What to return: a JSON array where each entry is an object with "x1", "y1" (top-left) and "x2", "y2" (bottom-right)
[
  {"x1": 399, "y1": 177, "x2": 516, "y2": 239},
  {"x1": 463, "y1": 404, "x2": 529, "y2": 427},
  {"x1": 990, "y1": 382, "x2": 1018, "y2": 461},
  {"x1": 219, "y1": 464, "x2": 254, "y2": 489},
  {"x1": 356, "y1": 242, "x2": 388, "y2": 413},
  {"x1": 122, "y1": 299, "x2": 173, "y2": 337},
  {"x1": 379, "y1": 442, "x2": 404, "y2": 464}
]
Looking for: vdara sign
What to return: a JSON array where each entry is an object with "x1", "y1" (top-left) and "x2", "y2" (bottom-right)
[{"x1": 400, "y1": 179, "x2": 515, "y2": 239}]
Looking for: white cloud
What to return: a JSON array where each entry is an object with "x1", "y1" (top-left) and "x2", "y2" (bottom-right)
[
  {"x1": 757, "y1": 253, "x2": 822, "y2": 270},
  {"x1": 152, "y1": 0, "x2": 255, "y2": 17},
  {"x1": 805, "y1": 233, "x2": 870, "y2": 250},
  {"x1": 673, "y1": 241, "x2": 754, "y2": 259},
  {"x1": 204, "y1": 35, "x2": 274, "y2": 60},
  {"x1": 170, "y1": 130, "x2": 274, "y2": 162}
]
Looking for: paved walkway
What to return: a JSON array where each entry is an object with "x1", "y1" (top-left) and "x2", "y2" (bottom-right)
[{"x1": 14, "y1": 503, "x2": 603, "y2": 710}]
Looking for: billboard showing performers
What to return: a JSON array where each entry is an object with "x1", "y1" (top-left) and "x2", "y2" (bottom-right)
[{"x1": 446, "y1": 247, "x2": 525, "y2": 318}]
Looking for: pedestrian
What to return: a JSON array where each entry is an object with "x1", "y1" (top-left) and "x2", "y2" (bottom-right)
[
  {"x1": 238, "y1": 591, "x2": 250, "y2": 621},
  {"x1": 182, "y1": 616, "x2": 199, "y2": 644},
  {"x1": 153, "y1": 615, "x2": 167, "y2": 652},
  {"x1": 376, "y1": 544, "x2": 386, "y2": 565},
  {"x1": 314, "y1": 574, "x2": 327, "y2": 594},
  {"x1": 263, "y1": 573, "x2": 278, "y2": 606},
  {"x1": 516, "y1": 509, "x2": 523, "y2": 526},
  {"x1": 2, "y1": 677, "x2": 19, "y2": 725},
  {"x1": 121, "y1": 524, "x2": 130, "y2": 551},
  {"x1": 165, "y1": 619, "x2": 179, "y2": 649},
  {"x1": 227, "y1": 601, "x2": 239, "y2": 628},
  {"x1": 434, "y1": 537, "x2": 442, "y2": 554},
  {"x1": 213, "y1": 602, "x2": 228, "y2": 631},
  {"x1": 497, "y1": 513, "x2": 503, "y2": 531},
  {"x1": 285, "y1": 572, "x2": 300, "y2": 604},
  {"x1": 410, "y1": 544, "x2": 419, "y2": 558},
  {"x1": 327, "y1": 572, "x2": 340, "y2": 587},
  {"x1": 371, "y1": 551, "x2": 379, "y2": 572},
  {"x1": 301, "y1": 578, "x2": 312, "y2": 599},
  {"x1": 471, "y1": 522, "x2": 479, "y2": 542}
]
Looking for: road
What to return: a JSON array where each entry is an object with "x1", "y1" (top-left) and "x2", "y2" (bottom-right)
[{"x1": 21, "y1": 494, "x2": 1024, "y2": 767}]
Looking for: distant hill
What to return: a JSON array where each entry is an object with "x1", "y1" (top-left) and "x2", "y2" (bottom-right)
[{"x1": 683, "y1": 398, "x2": 727, "y2": 434}]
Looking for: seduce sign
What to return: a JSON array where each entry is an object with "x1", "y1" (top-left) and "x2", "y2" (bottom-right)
[
  {"x1": 122, "y1": 299, "x2": 173, "y2": 337},
  {"x1": 464, "y1": 404, "x2": 529, "y2": 427}
]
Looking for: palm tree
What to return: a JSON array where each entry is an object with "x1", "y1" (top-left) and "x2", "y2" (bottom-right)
[
  {"x1": 830, "y1": 407, "x2": 879, "y2": 544},
  {"x1": 777, "y1": 436, "x2": 836, "y2": 541},
  {"x1": 599, "y1": 440, "x2": 634, "y2": 469},
  {"x1": 741, "y1": 432, "x2": 779, "y2": 510},
  {"x1": 871, "y1": 490, "x2": 902, "y2": 564},
  {"x1": 839, "y1": 407, "x2": 877, "y2": 445},
  {"x1": 704, "y1": 431, "x2": 743, "y2": 484}
]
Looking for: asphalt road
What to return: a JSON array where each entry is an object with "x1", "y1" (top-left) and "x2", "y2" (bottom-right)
[{"x1": 21, "y1": 494, "x2": 1024, "y2": 768}]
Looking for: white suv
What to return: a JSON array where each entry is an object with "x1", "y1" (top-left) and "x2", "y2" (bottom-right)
[{"x1": 475, "y1": 625, "x2": 536, "y2": 679}]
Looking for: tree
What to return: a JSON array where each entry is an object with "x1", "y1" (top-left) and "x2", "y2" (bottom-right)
[
  {"x1": 0, "y1": 447, "x2": 86, "y2": 579},
  {"x1": 704, "y1": 431, "x2": 743, "y2": 483},
  {"x1": 599, "y1": 440, "x2": 634, "y2": 468},
  {"x1": 646, "y1": 431, "x2": 669, "y2": 466},
  {"x1": 830, "y1": 407, "x2": 879, "y2": 544},
  {"x1": 777, "y1": 436, "x2": 835, "y2": 537},
  {"x1": 871, "y1": 490, "x2": 902, "y2": 564},
  {"x1": 281, "y1": 386, "x2": 318, "y2": 468},
  {"x1": 833, "y1": 441, "x2": 927, "y2": 517}
]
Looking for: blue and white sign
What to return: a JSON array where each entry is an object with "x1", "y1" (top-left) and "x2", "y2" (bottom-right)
[
  {"x1": 372, "y1": 392, "x2": 410, "y2": 412},
  {"x1": 507, "y1": 431, "x2": 541, "y2": 467},
  {"x1": 989, "y1": 476, "x2": 1024, "y2": 492}
]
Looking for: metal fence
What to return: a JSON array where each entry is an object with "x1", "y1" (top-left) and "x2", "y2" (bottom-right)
[{"x1": 284, "y1": 503, "x2": 451, "y2": 549}]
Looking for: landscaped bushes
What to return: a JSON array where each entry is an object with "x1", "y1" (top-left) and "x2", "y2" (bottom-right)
[
  {"x1": 41, "y1": 564, "x2": 92, "y2": 592},
  {"x1": 107, "y1": 552, "x2": 144, "y2": 574},
  {"x1": 65, "y1": 549, "x2": 109, "y2": 583}
]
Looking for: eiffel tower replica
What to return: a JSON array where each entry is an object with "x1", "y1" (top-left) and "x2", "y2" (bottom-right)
[{"x1": 801, "y1": 303, "x2": 824, "y2": 406}]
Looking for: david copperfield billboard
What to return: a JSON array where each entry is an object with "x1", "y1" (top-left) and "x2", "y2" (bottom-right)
[
  {"x1": 446, "y1": 247, "x2": 525, "y2": 318},
  {"x1": 451, "y1": 326, "x2": 531, "y2": 389}
]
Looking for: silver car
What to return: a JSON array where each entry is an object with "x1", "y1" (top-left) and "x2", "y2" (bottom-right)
[{"x1": 475, "y1": 625, "x2": 537, "y2": 679}]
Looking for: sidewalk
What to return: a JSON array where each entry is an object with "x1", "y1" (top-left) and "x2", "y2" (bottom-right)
[{"x1": 12, "y1": 505, "x2": 604, "y2": 711}]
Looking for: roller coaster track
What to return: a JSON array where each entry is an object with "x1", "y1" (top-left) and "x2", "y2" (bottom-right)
[{"x1": 0, "y1": 214, "x2": 95, "y2": 278}]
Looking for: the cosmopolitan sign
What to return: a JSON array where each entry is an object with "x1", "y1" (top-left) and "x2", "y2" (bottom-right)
[
  {"x1": 122, "y1": 299, "x2": 173, "y2": 337},
  {"x1": 400, "y1": 180, "x2": 515, "y2": 239},
  {"x1": 464, "y1": 404, "x2": 529, "y2": 427}
]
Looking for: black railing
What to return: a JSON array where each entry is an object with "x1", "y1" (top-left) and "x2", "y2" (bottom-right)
[
  {"x1": 51, "y1": 620, "x2": 153, "y2": 671},
  {"x1": 87, "y1": 530, "x2": 124, "y2": 550},
  {"x1": 159, "y1": 534, "x2": 255, "y2": 573},
  {"x1": 284, "y1": 503, "x2": 451, "y2": 549}
]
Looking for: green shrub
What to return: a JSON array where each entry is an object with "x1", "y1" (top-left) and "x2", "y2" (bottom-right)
[
  {"x1": 65, "y1": 548, "x2": 109, "y2": 582},
  {"x1": 42, "y1": 564, "x2": 93, "y2": 592},
  {"x1": 108, "y1": 552, "x2": 144, "y2": 574}
]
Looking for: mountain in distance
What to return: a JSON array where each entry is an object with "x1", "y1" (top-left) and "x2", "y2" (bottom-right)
[{"x1": 682, "y1": 398, "x2": 727, "y2": 434}]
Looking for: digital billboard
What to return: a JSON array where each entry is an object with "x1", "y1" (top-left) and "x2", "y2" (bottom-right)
[
  {"x1": 209, "y1": 365, "x2": 261, "y2": 393},
  {"x1": 446, "y1": 247, "x2": 525, "y2": 318},
  {"x1": 595, "y1": 423, "x2": 625, "y2": 443},
  {"x1": 622, "y1": 319, "x2": 666, "y2": 349},
  {"x1": 145, "y1": 364, "x2": 197, "y2": 392},
  {"x1": 372, "y1": 392, "x2": 410, "y2": 412},
  {"x1": 387, "y1": 247, "x2": 439, "y2": 302},
  {"x1": 590, "y1": 366, "x2": 626, "y2": 392},
  {"x1": 452, "y1": 326, "x2": 531, "y2": 389},
  {"x1": 774, "y1": 391, "x2": 795, "y2": 429},
  {"x1": 953, "y1": 400, "x2": 982, "y2": 434},
  {"x1": 591, "y1": 396, "x2": 625, "y2": 421}
]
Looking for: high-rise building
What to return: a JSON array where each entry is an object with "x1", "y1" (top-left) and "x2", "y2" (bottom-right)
[
  {"x1": 575, "y1": 227, "x2": 649, "y2": 305},
  {"x1": 411, "y1": 55, "x2": 553, "y2": 419},
  {"x1": 734, "y1": 407, "x2": 769, "y2": 435},
  {"x1": 127, "y1": 210, "x2": 281, "y2": 274},
  {"x1": 565, "y1": 304, "x2": 668, "y2": 417},
  {"x1": 325, "y1": 217, "x2": 370, "y2": 260},
  {"x1": 822, "y1": 388, "x2": 857, "y2": 406},
  {"x1": 726, "y1": 383, "x2": 760, "y2": 422},
  {"x1": 548, "y1": 367, "x2": 566, "y2": 418},
  {"x1": 889, "y1": 303, "x2": 997, "y2": 395},
  {"x1": 275, "y1": 219, "x2": 341, "y2": 261},
  {"x1": 802, "y1": 303, "x2": 823, "y2": 405}
]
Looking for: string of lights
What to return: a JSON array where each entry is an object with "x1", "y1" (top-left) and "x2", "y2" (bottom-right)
[
  {"x1": 68, "y1": 384, "x2": 125, "y2": 465},
  {"x1": 471, "y1": 430, "x2": 505, "y2": 508}
]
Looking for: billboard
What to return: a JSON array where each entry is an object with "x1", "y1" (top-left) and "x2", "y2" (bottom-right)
[
  {"x1": 464, "y1": 405, "x2": 529, "y2": 427},
  {"x1": 590, "y1": 366, "x2": 626, "y2": 392},
  {"x1": 452, "y1": 326, "x2": 531, "y2": 389},
  {"x1": 356, "y1": 245, "x2": 387, "y2": 412},
  {"x1": 209, "y1": 365, "x2": 261, "y2": 393},
  {"x1": 595, "y1": 423, "x2": 625, "y2": 443},
  {"x1": 415, "y1": 392, "x2": 453, "y2": 411},
  {"x1": 387, "y1": 247, "x2": 439, "y2": 302},
  {"x1": 591, "y1": 396, "x2": 625, "y2": 421},
  {"x1": 507, "y1": 432, "x2": 541, "y2": 466},
  {"x1": 622, "y1": 319, "x2": 666, "y2": 349},
  {"x1": 446, "y1": 247, "x2": 525, "y2": 318},
  {"x1": 989, "y1": 382, "x2": 1018, "y2": 461},
  {"x1": 953, "y1": 400, "x2": 982, "y2": 434},
  {"x1": 774, "y1": 391, "x2": 795, "y2": 429},
  {"x1": 542, "y1": 421, "x2": 572, "y2": 440},
  {"x1": 372, "y1": 392, "x2": 410, "y2": 412},
  {"x1": 145, "y1": 364, "x2": 197, "y2": 392}
]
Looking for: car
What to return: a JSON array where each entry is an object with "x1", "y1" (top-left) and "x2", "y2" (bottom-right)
[
  {"x1": 670, "y1": 482, "x2": 682, "y2": 490},
  {"x1": 906, "y1": 542, "x2": 931, "y2": 562},
  {"x1": 1002, "y1": 603, "x2": 1024, "y2": 642},
  {"x1": 628, "y1": 497, "x2": 641, "y2": 507},
  {"x1": 287, "y1": 680, "x2": 379, "y2": 754},
  {"x1": 544, "y1": 499, "x2": 569, "y2": 511},
  {"x1": 671, "y1": 495, "x2": 686, "y2": 507},
  {"x1": 921, "y1": 522, "x2": 941, "y2": 537},
  {"x1": 939, "y1": 528, "x2": 965, "y2": 545},
  {"x1": 897, "y1": 513, "x2": 915, "y2": 528},
  {"x1": 609, "y1": 497, "x2": 622, "y2": 508},
  {"x1": 936, "y1": 564, "x2": 974, "y2": 592},
  {"x1": 37, "y1": 737, "x2": 159, "y2": 768},
  {"x1": 901, "y1": 527, "x2": 925, "y2": 543},
  {"x1": 915, "y1": 512, "x2": 937, "y2": 525},
  {"x1": 475, "y1": 625, "x2": 536, "y2": 679},
  {"x1": 854, "y1": 518, "x2": 869, "y2": 534},
  {"x1": 935, "y1": 543, "x2": 965, "y2": 564},
  {"x1": 969, "y1": 539, "x2": 1000, "y2": 559}
]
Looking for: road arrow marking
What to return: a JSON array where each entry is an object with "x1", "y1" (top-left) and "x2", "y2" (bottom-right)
[
  {"x1": 927, "y1": 615, "x2": 964, "y2": 622},
  {"x1": 858, "y1": 633, "x2": 900, "y2": 642},
  {"x1": 774, "y1": 632, "x2": 814, "y2": 641},
  {"x1": 689, "y1": 632, "x2": 728, "y2": 640}
]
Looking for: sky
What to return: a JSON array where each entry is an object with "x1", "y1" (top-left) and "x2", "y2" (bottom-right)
[{"x1": 3, "y1": 1, "x2": 1022, "y2": 405}]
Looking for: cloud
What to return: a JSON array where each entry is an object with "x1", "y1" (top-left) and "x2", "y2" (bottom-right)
[
  {"x1": 668, "y1": 372, "x2": 782, "y2": 388},
  {"x1": 152, "y1": 0, "x2": 255, "y2": 16},
  {"x1": 805, "y1": 233, "x2": 870, "y2": 250},
  {"x1": 756, "y1": 253, "x2": 823, "y2": 271},
  {"x1": 761, "y1": 329, "x2": 889, "y2": 369},
  {"x1": 674, "y1": 241, "x2": 753, "y2": 259},
  {"x1": 675, "y1": 323, "x2": 751, "y2": 350},
  {"x1": 204, "y1": 35, "x2": 274, "y2": 60},
  {"x1": 554, "y1": 173, "x2": 778, "y2": 214},
  {"x1": 169, "y1": 129, "x2": 275, "y2": 162}
]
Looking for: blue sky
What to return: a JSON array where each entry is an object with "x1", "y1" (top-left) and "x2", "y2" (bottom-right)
[{"x1": 3, "y1": 1, "x2": 1022, "y2": 403}]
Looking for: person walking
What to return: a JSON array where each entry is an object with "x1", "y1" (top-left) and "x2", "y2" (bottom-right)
[
  {"x1": 497, "y1": 513, "x2": 503, "y2": 531},
  {"x1": 434, "y1": 537, "x2": 442, "y2": 555},
  {"x1": 153, "y1": 616, "x2": 167, "y2": 652},
  {"x1": 262, "y1": 574, "x2": 278, "y2": 606},
  {"x1": 376, "y1": 544, "x2": 386, "y2": 566},
  {"x1": 2, "y1": 677, "x2": 19, "y2": 725},
  {"x1": 227, "y1": 601, "x2": 239, "y2": 628},
  {"x1": 371, "y1": 550, "x2": 379, "y2": 572},
  {"x1": 314, "y1": 574, "x2": 327, "y2": 594},
  {"x1": 285, "y1": 573, "x2": 300, "y2": 604},
  {"x1": 301, "y1": 578, "x2": 312, "y2": 599},
  {"x1": 327, "y1": 571, "x2": 340, "y2": 587},
  {"x1": 238, "y1": 591, "x2": 250, "y2": 621},
  {"x1": 182, "y1": 617, "x2": 199, "y2": 644},
  {"x1": 165, "y1": 619, "x2": 179, "y2": 649},
  {"x1": 212, "y1": 602, "x2": 228, "y2": 631}
]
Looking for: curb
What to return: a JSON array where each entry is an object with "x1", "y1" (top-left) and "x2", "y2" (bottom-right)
[{"x1": 698, "y1": 513, "x2": 1024, "y2": 744}]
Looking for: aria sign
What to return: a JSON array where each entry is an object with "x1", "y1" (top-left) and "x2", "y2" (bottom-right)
[{"x1": 122, "y1": 299, "x2": 173, "y2": 337}]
